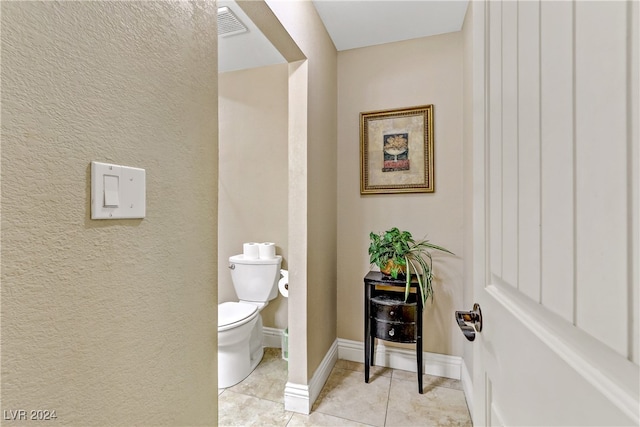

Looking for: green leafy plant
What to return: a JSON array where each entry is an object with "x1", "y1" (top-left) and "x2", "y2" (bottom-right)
[{"x1": 368, "y1": 227, "x2": 453, "y2": 304}]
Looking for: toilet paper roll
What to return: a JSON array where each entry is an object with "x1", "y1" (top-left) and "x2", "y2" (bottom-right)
[
  {"x1": 278, "y1": 269, "x2": 289, "y2": 298},
  {"x1": 243, "y1": 242, "x2": 259, "y2": 259},
  {"x1": 259, "y1": 242, "x2": 276, "y2": 259}
]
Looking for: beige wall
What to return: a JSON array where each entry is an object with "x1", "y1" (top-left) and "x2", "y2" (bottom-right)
[
  {"x1": 1, "y1": 2, "x2": 218, "y2": 425},
  {"x1": 218, "y1": 63, "x2": 289, "y2": 329},
  {"x1": 266, "y1": 0, "x2": 338, "y2": 381},
  {"x1": 337, "y1": 32, "x2": 465, "y2": 357}
]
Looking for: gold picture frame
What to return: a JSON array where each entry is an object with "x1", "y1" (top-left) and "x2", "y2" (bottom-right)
[{"x1": 360, "y1": 105, "x2": 434, "y2": 194}]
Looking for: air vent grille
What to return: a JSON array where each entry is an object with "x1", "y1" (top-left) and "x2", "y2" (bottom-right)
[{"x1": 218, "y1": 6, "x2": 248, "y2": 37}]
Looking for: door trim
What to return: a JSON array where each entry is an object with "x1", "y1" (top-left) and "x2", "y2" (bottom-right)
[{"x1": 486, "y1": 280, "x2": 639, "y2": 424}]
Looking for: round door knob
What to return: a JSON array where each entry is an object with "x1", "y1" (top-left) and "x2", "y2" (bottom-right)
[
  {"x1": 390, "y1": 311, "x2": 395, "y2": 316},
  {"x1": 388, "y1": 328, "x2": 395, "y2": 337}
]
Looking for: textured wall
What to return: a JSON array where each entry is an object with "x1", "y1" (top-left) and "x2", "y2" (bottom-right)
[
  {"x1": 218, "y1": 64, "x2": 289, "y2": 329},
  {"x1": 337, "y1": 32, "x2": 464, "y2": 357},
  {"x1": 1, "y1": 2, "x2": 218, "y2": 425}
]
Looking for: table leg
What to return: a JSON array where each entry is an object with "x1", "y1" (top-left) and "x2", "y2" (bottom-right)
[
  {"x1": 416, "y1": 293, "x2": 423, "y2": 394},
  {"x1": 364, "y1": 284, "x2": 371, "y2": 383},
  {"x1": 417, "y1": 294, "x2": 423, "y2": 394},
  {"x1": 370, "y1": 327, "x2": 375, "y2": 367},
  {"x1": 417, "y1": 340, "x2": 423, "y2": 393}
]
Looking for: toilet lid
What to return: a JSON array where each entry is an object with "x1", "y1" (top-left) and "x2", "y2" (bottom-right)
[{"x1": 218, "y1": 302, "x2": 258, "y2": 329}]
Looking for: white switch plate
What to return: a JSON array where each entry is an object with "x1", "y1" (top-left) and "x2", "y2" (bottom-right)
[{"x1": 91, "y1": 161, "x2": 146, "y2": 219}]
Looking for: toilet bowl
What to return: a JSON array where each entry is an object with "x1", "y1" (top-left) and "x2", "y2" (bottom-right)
[
  {"x1": 217, "y1": 253, "x2": 282, "y2": 388},
  {"x1": 218, "y1": 301, "x2": 264, "y2": 388}
]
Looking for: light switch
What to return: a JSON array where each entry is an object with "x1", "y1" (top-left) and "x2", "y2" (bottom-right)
[
  {"x1": 91, "y1": 161, "x2": 145, "y2": 219},
  {"x1": 103, "y1": 175, "x2": 120, "y2": 207}
]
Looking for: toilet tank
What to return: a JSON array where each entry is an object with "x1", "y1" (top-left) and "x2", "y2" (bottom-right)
[{"x1": 229, "y1": 255, "x2": 282, "y2": 302}]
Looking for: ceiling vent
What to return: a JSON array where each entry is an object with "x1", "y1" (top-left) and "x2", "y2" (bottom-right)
[{"x1": 218, "y1": 6, "x2": 248, "y2": 37}]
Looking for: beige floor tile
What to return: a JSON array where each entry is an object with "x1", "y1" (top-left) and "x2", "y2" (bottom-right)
[
  {"x1": 391, "y1": 370, "x2": 464, "y2": 391},
  {"x1": 227, "y1": 347, "x2": 288, "y2": 403},
  {"x1": 218, "y1": 353, "x2": 472, "y2": 427},
  {"x1": 312, "y1": 367, "x2": 390, "y2": 427},
  {"x1": 385, "y1": 378, "x2": 471, "y2": 427},
  {"x1": 334, "y1": 359, "x2": 393, "y2": 378},
  {"x1": 264, "y1": 347, "x2": 284, "y2": 359},
  {"x1": 288, "y1": 411, "x2": 375, "y2": 426},
  {"x1": 218, "y1": 390, "x2": 293, "y2": 427}
]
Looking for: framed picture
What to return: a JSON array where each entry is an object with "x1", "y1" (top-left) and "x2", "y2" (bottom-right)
[{"x1": 360, "y1": 105, "x2": 434, "y2": 194}]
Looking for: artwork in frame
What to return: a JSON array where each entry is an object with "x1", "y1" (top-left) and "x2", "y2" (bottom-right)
[{"x1": 360, "y1": 105, "x2": 434, "y2": 194}]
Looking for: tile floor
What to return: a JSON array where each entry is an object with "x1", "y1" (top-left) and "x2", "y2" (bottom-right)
[{"x1": 218, "y1": 348, "x2": 472, "y2": 427}]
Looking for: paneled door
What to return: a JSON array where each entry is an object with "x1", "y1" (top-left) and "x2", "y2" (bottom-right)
[{"x1": 469, "y1": 1, "x2": 639, "y2": 425}]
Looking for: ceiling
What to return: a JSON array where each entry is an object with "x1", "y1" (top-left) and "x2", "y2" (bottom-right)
[{"x1": 218, "y1": 0, "x2": 469, "y2": 73}]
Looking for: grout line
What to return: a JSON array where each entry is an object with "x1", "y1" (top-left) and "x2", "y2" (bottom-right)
[
  {"x1": 383, "y1": 368, "x2": 393, "y2": 427},
  {"x1": 283, "y1": 411, "x2": 294, "y2": 427}
]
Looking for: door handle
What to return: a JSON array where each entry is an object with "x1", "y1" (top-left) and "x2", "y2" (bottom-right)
[{"x1": 455, "y1": 303, "x2": 482, "y2": 342}]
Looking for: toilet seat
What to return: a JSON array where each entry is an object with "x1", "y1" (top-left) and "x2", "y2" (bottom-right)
[{"x1": 218, "y1": 302, "x2": 259, "y2": 332}]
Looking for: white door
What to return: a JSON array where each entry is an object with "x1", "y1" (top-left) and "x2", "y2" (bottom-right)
[{"x1": 468, "y1": 1, "x2": 639, "y2": 425}]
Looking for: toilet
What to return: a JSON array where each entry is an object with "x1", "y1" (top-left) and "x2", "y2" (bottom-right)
[{"x1": 218, "y1": 253, "x2": 282, "y2": 388}]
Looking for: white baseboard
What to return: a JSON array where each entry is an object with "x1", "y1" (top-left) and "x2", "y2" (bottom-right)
[
  {"x1": 337, "y1": 338, "x2": 462, "y2": 380},
  {"x1": 461, "y1": 358, "x2": 474, "y2": 420},
  {"x1": 283, "y1": 382, "x2": 311, "y2": 414},
  {"x1": 309, "y1": 340, "x2": 338, "y2": 406},
  {"x1": 263, "y1": 326, "x2": 283, "y2": 349},
  {"x1": 284, "y1": 339, "x2": 338, "y2": 414}
]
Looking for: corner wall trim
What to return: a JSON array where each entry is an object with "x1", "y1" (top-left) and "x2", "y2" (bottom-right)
[
  {"x1": 284, "y1": 339, "x2": 338, "y2": 414},
  {"x1": 337, "y1": 338, "x2": 462, "y2": 380},
  {"x1": 283, "y1": 382, "x2": 311, "y2": 414}
]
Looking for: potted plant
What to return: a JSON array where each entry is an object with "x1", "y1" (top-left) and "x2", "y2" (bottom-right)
[{"x1": 368, "y1": 227, "x2": 453, "y2": 304}]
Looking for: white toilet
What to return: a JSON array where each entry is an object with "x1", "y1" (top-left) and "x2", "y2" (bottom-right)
[{"x1": 218, "y1": 253, "x2": 282, "y2": 388}]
